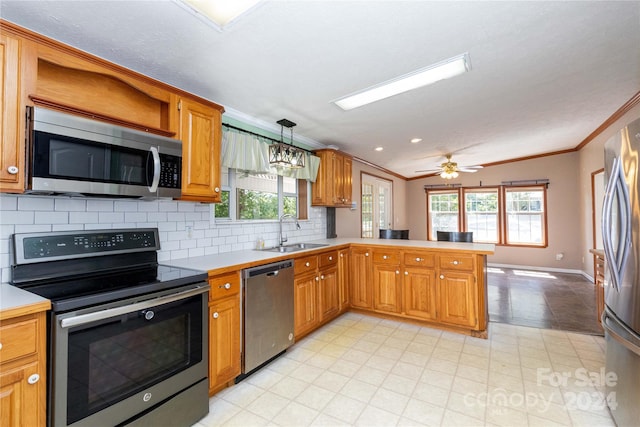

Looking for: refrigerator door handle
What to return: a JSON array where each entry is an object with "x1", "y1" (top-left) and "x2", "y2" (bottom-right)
[
  {"x1": 603, "y1": 309, "x2": 640, "y2": 357},
  {"x1": 602, "y1": 156, "x2": 632, "y2": 292}
]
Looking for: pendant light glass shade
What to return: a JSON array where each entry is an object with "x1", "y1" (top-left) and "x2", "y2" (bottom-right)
[{"x1": 270, "y1": 119, "x2": 305, "y2": 169}]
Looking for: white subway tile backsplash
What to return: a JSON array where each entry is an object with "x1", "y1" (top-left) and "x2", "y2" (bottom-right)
[{"x1": 1, "y1": 194, "x2": 326, "y2": 279}]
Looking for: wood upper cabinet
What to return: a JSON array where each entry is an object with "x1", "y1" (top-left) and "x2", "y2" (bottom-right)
[
  {"x1": 311, "y1": 149, "x2": 353, "y2": 207},
  {"x1": 208, "y1": 271, "x2": 240, "y2": 395},
  {"x1": 178, "y1": 98, "x2": 223, "y2": 202},
  {"x1": 350, "y1": 247, "x2": 373, "y2": 309},
  {"x1": 0, "y1": 310, "x2": 48, "y2": 427},
  {"x1": 0, "y1": 34, "x2": 25, "y2": 193}
]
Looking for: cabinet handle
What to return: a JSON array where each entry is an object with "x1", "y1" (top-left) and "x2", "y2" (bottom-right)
[
  {"x1": 415, "y1": 257, "x2": 422, "y2": 262},
  {"x1": 0, "y1": 343, "x2": 2, "y2": 350},
  {"x1": 219, "y1": 283, "x2": 231, "y2": 290},
  {"x1": 329, "y1": 256, "x2": 333, "y2": 261},
  {"x1": 404, "y1": 271, "x2": 408, "y2": 275},
  {"x1": 214, "y1": 187, "x2": 220, "y2": 193},
  {"x1": 316, "y1": 276, "x2": 320, "y2": 281},
  {"x1": 28, "y1": 374, "x2": 40, "y2": 384},
  {"x1": 212, "y1": 312, "x2": 219, "y2": 319},
  {"x1": 7, "y1": 166, "x2": 19, "y2": 175},
  {"x1": 365, "y1": 253, "x2": 369, "y2": 257},
  {"x1": 383, "y1": 255, "x2": 388, "y2": 260},
  {"x1": 321, "y1": 274, "x2": 325, "y2": 280},
  {"x1": 395, "y1": 270, "x2": 399, "y2": 274},
  {"x1": 340, "y1": 253, "x2": 344, "y2": 258},
  {"x1": 451, "y1": 260, "x2": 459, "y2": 265},
  {"x1": 440, "y1": 274, "x2": 445, "y2": 279},
  {"x1": 305, "y1": 262, "x2": 310, "y2": 267}
]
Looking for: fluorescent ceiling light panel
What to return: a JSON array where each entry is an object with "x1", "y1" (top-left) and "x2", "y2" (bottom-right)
[
  {"x1": 181, "y1": 0, "x2": 262, "y2": 28},
  {"x1": 334, "y1": 53, "x2": 471, "y2": 111}
]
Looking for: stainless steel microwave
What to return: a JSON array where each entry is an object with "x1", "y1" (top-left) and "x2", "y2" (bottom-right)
[{"x1": 26, "y1": 106, "x2": 182, "y2": 198}]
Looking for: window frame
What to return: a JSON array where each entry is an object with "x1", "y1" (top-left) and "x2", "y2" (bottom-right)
[
  {"x1": 213, "y1": 167, "x2": 307, "y2": 222},
  {"x1": 425, "y1": 184, "x2": 548, "y2": 247},
  {"x1": 462, "y1": 187, "x2": 501, "y2": 244}
]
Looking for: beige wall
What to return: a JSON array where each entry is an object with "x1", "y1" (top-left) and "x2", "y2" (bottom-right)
[
  {"x1": 336, "y1": 160, "x2": 408, "y2": 237},
  {"x1": 578, "y1": 103, "x2": 640, "y2": 278},
  {"x1": 407, "y1": 152, "x2": 583, "y2": 270}
]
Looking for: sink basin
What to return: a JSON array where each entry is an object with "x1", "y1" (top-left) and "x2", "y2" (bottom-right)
[{"x1": 260, "y1": 242, "x2": 329, "y2": 253}]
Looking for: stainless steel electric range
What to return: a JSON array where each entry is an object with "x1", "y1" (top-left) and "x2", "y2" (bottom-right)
[{"x1": 10, "y1": 228, "x2": 209, "y2": 427}]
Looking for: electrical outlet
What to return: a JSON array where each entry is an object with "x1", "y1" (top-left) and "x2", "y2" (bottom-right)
[{"x1": 186, "y1": 226, "x2": 193, "y2": 238}]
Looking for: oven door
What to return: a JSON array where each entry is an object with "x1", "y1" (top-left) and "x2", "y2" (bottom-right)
[{"x1": 50, "y1": 283, "x2": 209, "y2": 427}]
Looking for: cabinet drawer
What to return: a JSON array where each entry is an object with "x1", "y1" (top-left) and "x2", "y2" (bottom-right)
[
  {"x1": 318, "y1": 251, "x2": 338, "y2": 268},
  {"x1": 403, "y1": 252, "x2": 435, "y2": 267},
  {"x1": 372, "y1": 251, "x2": 399, "y2": 265},
  {"x1": 0, "y1": 318, "x2": 38, "y2": 364},
  {"x1": 295, "y1": 255, "x2": 318, "y2": 275},
  {"x1": 439, "y1": 254, "x2": 474, "y2": 271},
  {"x1": 209, "y1": 271, "x2": 240, "y2": 300}
]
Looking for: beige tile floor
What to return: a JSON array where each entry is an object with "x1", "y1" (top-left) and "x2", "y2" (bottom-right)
[{"x1": 194, "y1": 313, "x2": 616, "y2": 427}]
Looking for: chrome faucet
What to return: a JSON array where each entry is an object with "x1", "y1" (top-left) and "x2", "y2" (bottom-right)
[{"x1": 279, "y1": 214, "x2": 300, "y2": 246}]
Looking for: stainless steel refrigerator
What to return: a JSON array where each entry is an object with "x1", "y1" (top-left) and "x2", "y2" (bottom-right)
[{"x1": 602, "y1": 116, "x2": 640, "y2": 427}]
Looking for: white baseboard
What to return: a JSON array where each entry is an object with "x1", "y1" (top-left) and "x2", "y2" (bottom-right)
[{"x1": 487, "y1": 263, "x2": 594, "y2": 283}]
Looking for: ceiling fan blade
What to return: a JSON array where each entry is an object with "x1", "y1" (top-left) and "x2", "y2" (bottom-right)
[
  {"x1": 458, "y1": 168, "x2": 479, "y2": 173},
  {"x1": 414, "y1": 168, "x2": 442, "y2": 173}
]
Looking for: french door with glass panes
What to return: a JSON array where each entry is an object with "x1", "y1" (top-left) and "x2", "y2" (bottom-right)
[{"x1": 361, "y1": 174, "x2": 392, "y2": 238}]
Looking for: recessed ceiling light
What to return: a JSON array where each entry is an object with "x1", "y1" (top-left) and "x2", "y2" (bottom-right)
[
  {"x1": 333, "y1": 53, "x2": 471, "y2": 111},
  {"x1": 411, "y1": 138, "x2": 422, "y2": 143},
  {"x1": 375, "y1": 147, "x2": 384, "y2": 152},
  {"x1": 179, "y1": 0, "x2": 263, "y2": 29}
]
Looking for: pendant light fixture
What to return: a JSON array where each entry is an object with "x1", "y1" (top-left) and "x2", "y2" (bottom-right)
[{"x1": 269, "y1": 119, "x2": 305, "y2": 169}]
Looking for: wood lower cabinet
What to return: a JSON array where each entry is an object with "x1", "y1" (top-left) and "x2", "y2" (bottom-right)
[
  {"x1": 179, "y1": 98, "x2": 223, "y2": 202},
  {"x1": 0, "y1": 309, "x2": 48, "y2": 427},
  {"x1": 319, "y1": 266, "x2": 339, "y2": 322},
  {"x1": 438, "y1": 271, "x2": 477, "y2": 328},
  {"x1": 0, "y1": 33, "x2": 25, "y2": 193},
  {"x1": 294, "y1": 271, "x2": 319, "y2": 337},
  {"x1": 373, "y1": 262, "x2": 402, "y2": 314},
  {"x1": 208, "y1": 271, "x2": 241, "y2": 395},
  {"x1": 350, "y1": 247, "x2": 372, "y2": 309},
  {"x1": 404, "y1": 266, "x2": 438, "y2": 321},
  {"x1": 337, "y1": 249, "x2": 350, "y2": 311}
]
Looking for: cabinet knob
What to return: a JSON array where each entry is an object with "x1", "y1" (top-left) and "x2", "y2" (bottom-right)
[
  {"x1": 219, "y1": 283, "x2": 231, "y2": 290},
  {"x1": 395, "y1": 270, "x2": 399, "y2": 274},
  {"x1": 440, "y1": 274, "x2": 445, "y2": 279},
  {"x1": 316, "y1": 276, "x2": 320, "y2": 281},
  {"x1": 214, "y1": 187, "x2": 220, "y2": 193},
  {"x1": 329, "y1": 256, "x2": 333, "y2": 261},
  {"x1": 365, "y1": 253, "x2": 369, "y2": 257},
  {"x1": 7, "y1": 166, "x2": 18, "y2": 175},
  {"x1": 415, "y1": 257, "x2": 422, "y2": 262},
  {"x1": 340, "y1": 253, "x2": 344, "y2": 258},
  {"x1": 321, "y1": 274, "x2": 325, "y2": 280},
  {"x1": 0, "y1": 343, "x2": 2, "y2": 350},
  {"x1": 404, "y1": 271, "x2": 408, "y2": 275},
  {"x1": 452, "y1": 260, "x2": 459, "y2": 265},
  {"x1": 305, "y1": 262, "x2": 310, "y2": 267},
  {"x1": 28, "y1": 374, "x2": 40, "y2": 384},
  {"x1": 383, "y1": 255, "x2": 388, "y2": 260},
  {"x1": 212, "y1": 312, "x2": 219, "y2": 319}
]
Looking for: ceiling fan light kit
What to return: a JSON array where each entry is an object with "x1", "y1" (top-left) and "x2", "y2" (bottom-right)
[{"x1": 416, "y1": 154, "x2": 483, "y2": 179}]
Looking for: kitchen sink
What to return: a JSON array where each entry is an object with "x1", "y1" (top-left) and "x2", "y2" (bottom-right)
[{"x1": 260, "y1": 242, "x2": 329, "y2": 253}]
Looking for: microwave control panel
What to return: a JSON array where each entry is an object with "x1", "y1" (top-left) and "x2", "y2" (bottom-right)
[{"x1": 159, "y1": 154, "x2": 181, "y2": 189}]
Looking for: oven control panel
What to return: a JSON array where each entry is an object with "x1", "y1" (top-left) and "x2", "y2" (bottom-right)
[{"x1": 13, "y1": 229, "x2": 160, "y2": 263}]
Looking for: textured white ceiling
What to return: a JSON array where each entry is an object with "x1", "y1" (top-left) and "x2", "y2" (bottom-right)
[{"x1": 2, "y1": 0, "x2": 639, "y2": 178}]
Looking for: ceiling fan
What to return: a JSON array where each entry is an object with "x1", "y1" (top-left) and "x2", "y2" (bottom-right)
[{"x1": 415, "y1": 154, "x2": 483, "y2": 179}]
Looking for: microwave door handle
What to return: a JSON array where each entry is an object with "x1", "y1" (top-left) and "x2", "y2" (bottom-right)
[{"x1": 149, "y1": 146, "x2": 160, "y2": 193}]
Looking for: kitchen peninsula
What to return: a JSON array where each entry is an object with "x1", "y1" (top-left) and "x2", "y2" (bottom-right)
[{"x1": 165, "y1": 238, "x2": 495, "y2": 339}]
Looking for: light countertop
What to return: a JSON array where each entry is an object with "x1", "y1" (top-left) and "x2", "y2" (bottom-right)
[
  {"x1": 0, "y1": 283, "x2": 51, "y2": 320},
  {"x1": 163, "y1": 237, "x2": 495, "y2": 274}
]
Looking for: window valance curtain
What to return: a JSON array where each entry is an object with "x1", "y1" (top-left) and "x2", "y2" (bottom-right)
[{"x1": 221, "y1": 127, "x2": 320, "y2": 182}]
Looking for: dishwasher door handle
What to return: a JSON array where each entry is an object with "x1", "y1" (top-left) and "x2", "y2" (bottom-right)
[{"x1": 267, "y1": 271, "x2": 279, "y2": 277}]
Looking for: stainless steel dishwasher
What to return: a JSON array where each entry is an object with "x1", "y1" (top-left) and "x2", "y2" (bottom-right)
[{"x1": 241, "y1": 259, "x2": 295, "y2": 377}]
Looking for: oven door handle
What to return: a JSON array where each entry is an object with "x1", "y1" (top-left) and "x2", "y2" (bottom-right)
[{"x1": 60, "y1": 284, "x2": 209, "y2": 329}]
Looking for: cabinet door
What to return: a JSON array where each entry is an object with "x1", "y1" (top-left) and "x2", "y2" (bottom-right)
[
  {"x1": 373, "y1": 263, "x2": 402, "y2": 313},
  {"x1": 338, "y1": 249, "x2": 350, "y2": 310},
  {"x1": 0, "y1": 361, "x2": 42, "y2": 427},
  {"x1": 0, "y1": 34, "x2": 25, "y2": 192},
  {"x1": 209, "y1": 297, "x2": 240, "y2": 393},
  {"x1": 350, "y1": 247, "x2": 372, "y2": 309},
  {"x1": 319, "y1": 266, "x2": 340, "y2": 322},
  {"x1": 294, "y1": 272, "x2": 318, "y2": 337},
  {"x1": 179, "y1": 98, "x2": 222, "y2": 202},
  {"x1": 311, "y1": 150, "x2": 333, "y2": 206},
  {"x1": 404, "y1": 267, "x2": 438, "y2": 321},
  {"x1": 341, "y1": 156, "x2": 352, "y2": 206},
  {"x1": 439, "y1": 271, "x2": 477, "y2": 327},
  {"x1": 332, "y1": 153, "x2": 344, "y2": 205}
]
